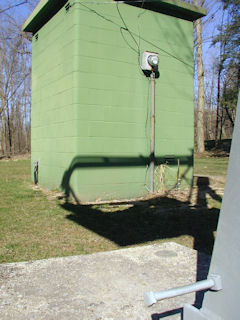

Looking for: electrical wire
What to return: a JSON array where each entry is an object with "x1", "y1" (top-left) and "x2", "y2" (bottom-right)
[
  {"x1": 119, "y1": 27, "x2": 139, "y2": 54},
  {"x1": 71, "y1": 1, "x2": 192, "y2": 68},
  {"x1": 70, "y1": 0, "x2": 191, "y2": 192},
  {"x1": 70, "y1": 0, "x2": 154, "y2": 4},
  {"x1": 115, "y1": 0, "x2": 153, "y2": 191},
  {"x1": 116, "y1": 2, "x2": 140, "y2": 53},
  {"x1": 116, "y1": 1, "x2": 146, "y2": 75},
  {"x1": 137, "y1": 0, "x2": 146, "y2": 66}
]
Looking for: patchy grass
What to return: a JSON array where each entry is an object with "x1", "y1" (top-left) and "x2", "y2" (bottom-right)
[
  {"x1": 0, "y1": 157, "x2": 226, "y2": 263},
  {"x1": 0, "y1": 159, "x2": 118, "y2": 263},
  {"x1": 194, "y1": 155, "x2": 229, "y2": 177}
]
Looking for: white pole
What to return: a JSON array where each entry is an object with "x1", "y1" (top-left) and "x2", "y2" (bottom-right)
[{"x1": 144, "y1": 274, "x2": 222, "y2": 307}]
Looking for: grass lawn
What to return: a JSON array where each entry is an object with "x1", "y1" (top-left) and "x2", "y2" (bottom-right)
[
  {"x1": 0, "y1": 156, "x2": 228, "y2": 263},
  {"x1": 194, "y1": 156, "x2": 229, "y2": 176}
]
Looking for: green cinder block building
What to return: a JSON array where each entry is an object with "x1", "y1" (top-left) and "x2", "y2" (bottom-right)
[{"x1": 23, "y1": 0, "x2": 206, "y2": 201}]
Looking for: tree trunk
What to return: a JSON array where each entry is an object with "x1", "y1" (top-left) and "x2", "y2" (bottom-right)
[
  {"x1": 195, "y1": 0, "x2": 205, "y2": 153},
  {"x1": 215, "y1": 63, "x2": 221, "y2": 145},
  {"x1": 6, "y1": 102, "x2": 12, "y2": 156}
]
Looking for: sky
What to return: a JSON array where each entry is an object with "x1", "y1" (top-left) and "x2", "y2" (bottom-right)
[
  {"x1": 201, "y1": 0, "x2": 224, "y2": 68},
  {"x1": 0, "y1": 0, "x2": 38, "y2": 24},
  {"x1": 1, "y1": 0, "x2": 223, "y2": 53},
  {"x1": 1, "y1": 0, "x2": 225, "y2": 92}
]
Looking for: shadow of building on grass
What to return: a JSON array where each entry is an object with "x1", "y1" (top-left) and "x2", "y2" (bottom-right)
[
  {"x1": 61, "y1": 197, "x2": 219, "y2": 255},
  {"x1": 60, "y1": 174, "x2": 221, "y2": 255},
  {"x1": 59, "y1": 175, "x2": 221, "y2": 318}
]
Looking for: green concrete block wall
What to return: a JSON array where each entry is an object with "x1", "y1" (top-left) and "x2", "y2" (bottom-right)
[
  {"x1": 31, "y1": 0, "x2": 194, "y2": 201},
  {"x1": 31, "y1": 4, "x2": 78, "y2": 192}
]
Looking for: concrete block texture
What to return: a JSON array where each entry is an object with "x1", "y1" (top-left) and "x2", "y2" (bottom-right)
[{"x1": 30, "y1": 0, "x2": 195, "y2": 201}]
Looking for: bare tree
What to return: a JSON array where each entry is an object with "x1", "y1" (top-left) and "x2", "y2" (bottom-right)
[
  {"x1": 0, "y1": 11, "x2": 32, "y2": 156},
  {"x1": 0, "y1": 0, "x2": 38, "y2": 14},
  {"x1": 194, "y1": 0, "x2": 205, "y2": 153}
]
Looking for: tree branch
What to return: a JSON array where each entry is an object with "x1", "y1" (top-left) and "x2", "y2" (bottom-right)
[{"x1": 0, "y1": 1, "x2": 28, "y2": 14}]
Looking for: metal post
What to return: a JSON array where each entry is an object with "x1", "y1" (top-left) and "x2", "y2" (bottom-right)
[
  {"x1": 150, "y1": 72, "x2": 155, "y2": 193},
  {"x1": 177, "y1": 158, "x2": 181, "y2": 191},
  {"x1": 144, "y1": 274, "x2": 222, "y2": 307}
]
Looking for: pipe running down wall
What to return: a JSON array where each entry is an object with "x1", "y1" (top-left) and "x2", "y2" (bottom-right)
[{"x1": 150, "y1": 72, "x2": 155, "y2": 193}]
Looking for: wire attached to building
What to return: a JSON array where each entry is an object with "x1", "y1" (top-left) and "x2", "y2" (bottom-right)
[{"x1": 71, "y1": 1, "x2": 192, "y2": 67}]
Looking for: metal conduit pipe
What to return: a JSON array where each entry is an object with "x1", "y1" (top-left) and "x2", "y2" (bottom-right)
[
  {"x1": 150, "y1": 71, "x2": 155, "y2": 193},
  {"x1": 144, "y1": 274, "x2": 222, "y2": 307}
]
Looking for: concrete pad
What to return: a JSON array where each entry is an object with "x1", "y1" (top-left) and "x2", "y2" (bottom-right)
[{"x1": 0, "y1": 242, "x2": 209, "y2": 320}]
